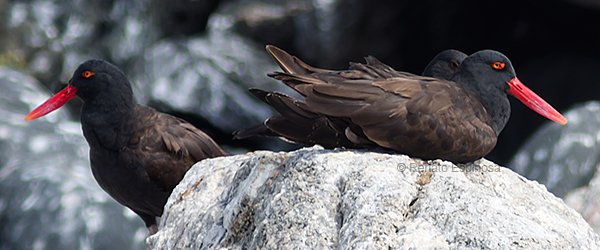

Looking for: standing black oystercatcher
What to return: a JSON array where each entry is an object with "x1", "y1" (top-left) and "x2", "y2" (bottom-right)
[
  {"x1": 234, "y1": 48, "x2": 468, "y2": 147},
  {"x1": 25, "y1": 59, "x2": 226, "y2": 234},
  {"x1": 236, "y1": 45, "x2": 567, "y2": 163}
]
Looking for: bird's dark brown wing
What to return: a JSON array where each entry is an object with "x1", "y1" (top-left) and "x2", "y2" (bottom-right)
[
  {"x1": 282, "y1": 73, "x2": 498, "y2": 162},
  {"x1": 363, "y1": 79, "x2": 497, "y2": 162},
  {"x1": 350, "y1": 56, "x2": 417, "y2": 79},
  {"x1": 265, "y1": 45, "x2": 415, "y2": 96},
  {"x1": 246, "y1": 45, "x2": 496, "y2": 162},
  {"x1": 233, "y1": 89, "x2": 356, "y2": 148},
  {"x1": 125, "y1": 106, "x2": 226, "y2": 192},
  {"x1": 235, "y1": 45, "x2": 414, "y2": 146}
]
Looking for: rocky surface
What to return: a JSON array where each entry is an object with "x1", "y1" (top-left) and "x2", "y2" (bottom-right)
[
  {"x1": 148, "y1": 147, "x2": 600, "y2": 249},
  {"x1": 1, "y1": 0, "x2": 219, "y2": 82},
  {"x1": 510, "y1": 101, "x2": 600, "y2": 197},
  {"x1": 128, "y1": 29, "x2": 287, "y2": 133},
  {"x1": 0, "y1": 67, "x2": 145, "y2": 250},
  {"x1": 564, "y1": 164, "x2": 600, "y2": 234}
]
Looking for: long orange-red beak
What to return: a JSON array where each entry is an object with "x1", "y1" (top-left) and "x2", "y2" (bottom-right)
[
  {"x1": 507, "y1": 77, "x2": 567, "y2": 125},
  {"x1": 25, "y1": 85, "x2": 78, "y2": 121}
]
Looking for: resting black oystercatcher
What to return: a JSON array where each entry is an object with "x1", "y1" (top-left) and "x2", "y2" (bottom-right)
[
  {"x1": 422, "y1": 49, "x2": 467, "y2": 79},
  {"x1": 234, "y1": 48, "x2": 468, "y2": 147},
  {"x1": 25, "y1": 59, "x2": 226, "y2": 234},
  {"x1": 236, "y1": 45, "x2": 567, "y2": 163}
]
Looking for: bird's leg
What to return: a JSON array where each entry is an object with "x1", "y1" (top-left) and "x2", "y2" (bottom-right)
[
  {"x1": 148, "y1": 224, "x2": 158, "y2": 235},
  {"x1": 137, "y1": 212, "x2": 159, "y2": 235}
]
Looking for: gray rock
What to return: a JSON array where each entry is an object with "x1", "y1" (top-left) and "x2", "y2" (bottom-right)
[
  {"x1": 1, "y1": 0, "x2": 220, "y2": 83},
  {"x1": 148, "y1": 146, "x2": 600, "y2": 249},
  {"x1": 0, "y1": 67, "x2": 144, "y2": 250},
  {"x1": 216, "y1": 0, "x2": 311, "y2": 53},
  {"x1": 129, "y1": 29, "x2": 287, "y2": 132},
  {"x1": 509, "y1": 101, "x2": 600, "y2": 197},
  {"x1": 220, "y1": 0, "x2": 410, "y2": 67},
  {"x1": 150, "y1": 0, "x2": 221, "y2": 37},
  {"x1": 1, "y1": 1, "x2": 158, "y2": 83},
  {"x1": 564, "y1": 164, "x2": 600, "y2": 234},
  {"x1": 1, "y1": 0, "x2": 296, "y2": 146}
]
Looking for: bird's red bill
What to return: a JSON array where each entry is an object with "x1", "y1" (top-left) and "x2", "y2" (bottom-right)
[
  {"x1": 25, "y1": 85, "x2": 78, "y2": 121},
  {"x1": 507, "y1": 78, "x2": 567, "y2": 125}
]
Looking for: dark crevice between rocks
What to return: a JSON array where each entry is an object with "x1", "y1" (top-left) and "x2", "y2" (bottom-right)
[
  {"x1": 151, "y1": 0, "x2": 221, "y2": 37},
  {"x1": 404, "y1": 195, "x2": 421, "y2": 220},
  {"x1": 214, "y1": 159, "x2": 258, "y2": 248},
  {"x1": 170, "y1": 219, "x2": 190, "y2": 249},
  {"x1": 404, "y1": 171, "x2": 434, "y2": 219},
  {"x1": 177, "y1": 176, "x2": 205, "y2": 203},
  {"x1": 334, "y1": 175, "x2": 347, "y2": 247},
  {"x1": 408, "y1": 197, "x2": 418, "y2": 208},
  {"x1": 220, "y1": 196, "x2": 257, "y2": 248},
  {"x1": 239, "y1": 153, "x2": 289, "y2": 248}
]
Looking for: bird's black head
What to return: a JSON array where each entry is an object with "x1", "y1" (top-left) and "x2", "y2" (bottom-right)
[
  {"x1": 70, "y1": 59, "x2": 133, "y2": 102},
  {"x1": 454, "y1": 50, "x2": 567, "y2": 127},
  {"x1": 422, "y1": 49, "x2": 467, "y2": 80},
  {"x1": 455, "y1": 50, "x2": 516, "y2": 92},
  {"x1": 25, "y1": 59, "x2": 135, "y2": 121}
]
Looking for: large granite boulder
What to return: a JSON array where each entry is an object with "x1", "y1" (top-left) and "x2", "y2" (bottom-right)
[
  {"x1": 148, "y1": 147, "x2": 599, "y2": 249},
  {"x1": 510, "y1": 101, "x2": 600, "y2": 197},
  {"x1": 0, "y1": 67, "x2": 145, "y2": 249},
  {"x1": 564, "y1": 164, "x2": 600, "y2": 234}
]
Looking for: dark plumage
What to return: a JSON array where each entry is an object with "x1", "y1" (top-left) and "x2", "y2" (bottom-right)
[
  {"x1": 26, "y1": 59, "x2": 226, "y2": 234},
  {"x1": 422, "y1": 49, "x2": 468, "y2": 79},
  {"x1": 236, "y1": 45, "x2": 566, "y2": 163},
  {"x1": 234, "y1": 48, "x2": 468, "y2": 147}
]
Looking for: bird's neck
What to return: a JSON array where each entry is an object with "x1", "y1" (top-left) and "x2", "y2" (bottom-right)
[
  {"x1": 454, "y1": 73, "x2": 511, "y2": 135},
  {"x1": 81, "y1": 96, "x2": 136, "y2": 150}
]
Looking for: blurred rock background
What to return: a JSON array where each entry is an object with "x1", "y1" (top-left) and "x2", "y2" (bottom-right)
[{"x1": 0, "y1": 0, "x2": 599, "y2": 249}]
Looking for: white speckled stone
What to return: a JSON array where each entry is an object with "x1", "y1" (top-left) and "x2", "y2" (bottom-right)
[{"x1": 148, "y1": 146, "x2": 600, "y2": 249}]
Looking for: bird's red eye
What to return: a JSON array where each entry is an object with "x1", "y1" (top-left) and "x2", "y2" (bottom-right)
[
  {"x1": 450, "y1": 60, "x2": 460, "y2": 69},
  {"x1": 82, "y1": 70, "x2": 95, "y2": 78},
  {"x1": 491, "y1": 62, "x2": 505, "y2": 70}
]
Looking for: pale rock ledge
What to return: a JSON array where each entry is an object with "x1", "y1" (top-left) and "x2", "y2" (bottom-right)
[{"x1": 147, "y1": 146, "x2": 600, "y2": 249}]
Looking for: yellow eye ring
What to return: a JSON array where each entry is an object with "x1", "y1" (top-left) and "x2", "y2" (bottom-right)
[
  {"x1": 491, "y1": 62, "x2": 505, "y2": 70},
  {"x1": 82, "y1": 70, "x2": 95, "y2": 78}
]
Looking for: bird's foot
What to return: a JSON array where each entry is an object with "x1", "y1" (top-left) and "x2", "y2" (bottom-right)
[{"x1": 148, "y1": 224, "x2": 158, "y2": 235}]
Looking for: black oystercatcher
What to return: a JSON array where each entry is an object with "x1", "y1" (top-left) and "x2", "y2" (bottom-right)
[
  {"x1": 234, "y1": 48, "x2": 468, "y2": 147},
  {"x1": 236, "y1": 45, "x2": 567, "y2": 163},
  {"x1": 422, "y1": 49, "x2": 467, "y2": 79},
  {"x1": 25, "y1": 59, "x2": 226, "y2": 234}
]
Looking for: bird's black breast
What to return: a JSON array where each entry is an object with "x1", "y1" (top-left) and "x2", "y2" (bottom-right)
[
  {"x1": 85, "y1": 105, "x2": 226, "y2": 217},
  {"x1": 89, "y1": 145, "x2": 168, "y2": 217}
]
